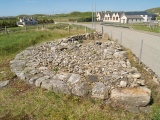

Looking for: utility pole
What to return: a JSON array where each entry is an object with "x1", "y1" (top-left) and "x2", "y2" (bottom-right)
[
  {"x1": 95, "y1": 3, "x2": 96, "y2": 30},
  {"x1": 92, "y1": 3, "x2": 94, "y2": 29}
]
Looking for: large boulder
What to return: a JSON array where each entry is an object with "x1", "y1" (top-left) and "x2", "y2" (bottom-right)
[
  {"x1": 92, "y1": 82, "x2": 109, "y2": 99},
  {"x1": 110, "y1": 87, "x2": 151, "y2": 107}
]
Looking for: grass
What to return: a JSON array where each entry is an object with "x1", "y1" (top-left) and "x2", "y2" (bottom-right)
[
  {"x1": 0, "y1": 26, "x2": 159, "y2": 120},
  {"x1": 130, "y1": 23, "x2": 160, "y2": 33}
]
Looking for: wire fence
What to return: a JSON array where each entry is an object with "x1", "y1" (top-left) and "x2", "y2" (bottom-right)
[
  {"x1": 105, "y1": 27, "x2": 160, "y2": 77},
  {"x1": 0, "y1": 23, "x2": 92, "y2": 35}
]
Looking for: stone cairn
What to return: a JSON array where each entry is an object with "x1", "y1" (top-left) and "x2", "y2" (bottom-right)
[{"x1": 10, "y1": 32, "x2": 151, "y2": 113}]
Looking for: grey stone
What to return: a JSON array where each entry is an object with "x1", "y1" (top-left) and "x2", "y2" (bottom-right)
[
  {"x1": 110, "y1": 87, "x2": 151, "y2": 107},
  {"x1": 132, "y1": 73, "x2": 141, "y2": 79},
  {"x1": 86, "y1": 75, "x2": 99, "y2": 83},
  {"x1": 35, "y1": 76, "x2": 50, "y2": 87},
  {"x1": 52, "y1": 79, "x2": 71, "y2": 94},
  {"x1": 15, "y1": 71, "x2": 26, "y2": 80},
  {"x1": 139, "y1": 106, "x2": 152, "y2": 113},
  {"x1": 137, "y1": 80, "x2": 145, "y2": 86},
  {"x1": 92, "y1": 82, "x2": 109, "y2": 99},
  {"x1": 126, "y1": 106, "x2": 140, "y2": 114},
  {"x1": 0, "y1": 80, "x2": 10, "y2": 88},
  {"x1": 56, "y1": 72, "x2": 71, "y2": 82},
  {"x1": 29, "y1": 77, "x2": 38, "y2": 85},
  {"x1": 72, "y1": 82, "x2": 90, "y2": 97},
  {"x1": 41, "y1": 79, "x2": 53, "y2": 90},
  {"x1": 67, "y1": 73, "x2": 81, "y2": 87},
  {"x1": 120, "y1": 81, "x2": 127, "y2": 88}
]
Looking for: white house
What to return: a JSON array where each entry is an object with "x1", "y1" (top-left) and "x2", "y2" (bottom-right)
[
  {"x1": 97, "y1": 11, "x2": 157, "y2": 24},
  {"x1": 96, "y1": 11, "x2": 105, "y2": 21},
  {"x1": 103, "y1": 12, "x2": 124, "y2": 23},
  {"x1": 17, "y1": 17, "x2": 38, "y2": 27}
]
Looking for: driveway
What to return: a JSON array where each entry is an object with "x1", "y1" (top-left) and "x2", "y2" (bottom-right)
[{"x1": 75, "y1": 23, "x2": 160, "y2": 77}]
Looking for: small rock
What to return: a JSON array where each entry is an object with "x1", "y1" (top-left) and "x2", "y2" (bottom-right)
[
  {"x1": 120, "y1": 81, "x2": 127, "y2": 88},
  {"x1": 0, "y1": 80, "x2": 10, "y2": 88},
  {"x1": 132, "y1": 73, "x2": 141, "y2": 79},
  {"x1": 137, "y1": 80, "x2": 145, "y2": 86}
]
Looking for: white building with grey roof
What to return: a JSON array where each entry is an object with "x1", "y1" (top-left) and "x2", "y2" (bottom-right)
[{"x1": 97, "y1": 11, "x2": 157, "y2": 24}]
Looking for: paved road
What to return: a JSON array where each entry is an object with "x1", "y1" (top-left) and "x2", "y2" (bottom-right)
[{"x1": 75, "y1": 23, "x2": 160, "y2": 76}]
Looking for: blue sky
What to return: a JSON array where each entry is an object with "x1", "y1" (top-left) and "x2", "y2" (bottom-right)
[{"x1": 0, "y1": 0, "x2": 160, "y2": 16}]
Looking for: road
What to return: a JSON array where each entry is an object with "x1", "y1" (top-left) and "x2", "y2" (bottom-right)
[{"x1": 75, "y1": 23, "x2": 160, "y2": 77}]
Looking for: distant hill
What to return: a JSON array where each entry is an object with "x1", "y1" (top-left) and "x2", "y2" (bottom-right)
[{"x1": 145, "y1": 7, "x2": 160, "y2": 13}]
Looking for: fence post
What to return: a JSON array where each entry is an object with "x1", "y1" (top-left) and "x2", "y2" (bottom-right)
[
  {"x1": 25, "y1": 26, "x2": 27, "y2": 31},
  {"x1": 85, "y1": 26, "x2": 87, "y2": 33},
  {"x1": 139, "y1": 39, "x2": 143, "y2": 64},
  {"x1": 102, "y1": 26, "x2": 103, "y2": 38},
  {"x1": 5, "y1": 26, "x2": 7, "y2": 34}
]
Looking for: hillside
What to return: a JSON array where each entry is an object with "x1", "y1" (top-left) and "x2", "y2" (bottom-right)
[{"x1": 146, "y1": 7, "x2": 160, "y2": 13}]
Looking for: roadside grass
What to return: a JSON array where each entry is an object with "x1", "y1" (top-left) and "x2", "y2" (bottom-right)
[
  {"x1": 0, "y1": 27, "x2": 158, "y2": 120},
  {"x1": 130, "y1": 23, "x2": 160, "y2": 33}
]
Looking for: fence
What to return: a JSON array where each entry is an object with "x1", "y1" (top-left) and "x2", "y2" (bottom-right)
[
  {"x1": 0, "y1": 23, "x2": 92, "y2": 35},
  {"x1": 103, "y1": 26, "x2": 160, "y2": 77}
]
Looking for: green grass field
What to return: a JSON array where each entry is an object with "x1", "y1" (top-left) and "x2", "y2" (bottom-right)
[{"x1": 0, "y1": 23, "x2": 160, "y2": 120}]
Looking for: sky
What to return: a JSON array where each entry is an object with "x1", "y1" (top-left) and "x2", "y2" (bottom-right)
[{"x1": 0, "y1": 0, "x2": 160, "y2": 16}]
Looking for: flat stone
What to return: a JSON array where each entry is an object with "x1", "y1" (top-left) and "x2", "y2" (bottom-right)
[
  {"x1": 72, "y1": 82, "x2": 90, "y2": 97},
  {"x1": 92, "y1": 82, "x2": 109, "y2": 99},
  {"x1": 110, "y1": 87, "x2": 151, "y2": 107},
  {"x1": 0, "y1": 80, "x2": 10, "y2": 88}
]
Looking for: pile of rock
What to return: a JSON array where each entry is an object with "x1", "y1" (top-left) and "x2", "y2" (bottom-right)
[{"x1": 10, "y1": 32, "x2": 152, "y2": 113}]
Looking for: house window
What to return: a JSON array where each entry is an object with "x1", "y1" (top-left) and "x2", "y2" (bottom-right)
[
  {"x1": 110, "y1": 17, "x2": 112, "y2": 20},
  {"x1": 116, "y1": 17, "x2": 118, "y2": 21},
  {"x1": 108, "y1": 17, "x2": 110, "y2": 20},
  {"x1": 113, "y1": 17, "x2": 115, "y2": 20}
]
